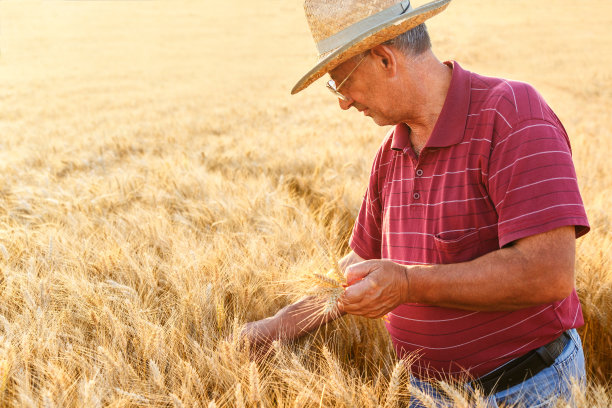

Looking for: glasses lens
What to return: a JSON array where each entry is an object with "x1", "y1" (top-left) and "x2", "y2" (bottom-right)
[{"x1": 326, "y1": 79, "x2": 347, "y2": 101}]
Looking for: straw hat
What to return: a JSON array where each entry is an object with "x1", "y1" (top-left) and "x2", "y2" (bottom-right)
[{"x1": 292, "y1": 0, "x2": 451, "y2": 94}]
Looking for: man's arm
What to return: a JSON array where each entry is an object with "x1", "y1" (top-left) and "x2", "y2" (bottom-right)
[
  {"x1": 339, "y1": 226, "x2": 576, "y2": 317},
  {"x1": 241, "y1": 250, "x2": 365, "y2": 346}
]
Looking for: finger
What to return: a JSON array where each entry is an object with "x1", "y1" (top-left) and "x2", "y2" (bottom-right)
[
  {"x1": 341, "y1": 302, "x2": 384, "y2": 319},
  {"x1": 340, "y1": 278, "x2": 373, "y2": 305},
  {"x1": 337, "y1": 292, "x2": 362, "y2": 314},
  {"x1": 362, "y1": 306, "x2": 389, "y2": 319},
  {"x1": 345, "y1": 260, "x2": 377, "y2": 286},
  {"x1": 339, "y1": 302, "x2": 366, "y2": 316},
  {"x1": 337, "y1": 257, "x2": 349, "y2": 274}
]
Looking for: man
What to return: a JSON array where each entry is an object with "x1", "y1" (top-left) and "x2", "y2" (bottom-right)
[{"x1": 243, "y1": 0, "x2": 590, "y2": 406}]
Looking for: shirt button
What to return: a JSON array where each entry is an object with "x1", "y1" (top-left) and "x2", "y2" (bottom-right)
[
  {"x1": 416, "y1": 169, "x2": 424, "y2": 177},
  {"x1": 413, "y1": 192, "x2": 420, "y2": 200}
]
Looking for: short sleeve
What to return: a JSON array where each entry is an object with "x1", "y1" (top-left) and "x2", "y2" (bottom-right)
[
  {"x1": 349, "y1": 148, "x2": 385, "y2": 260},
  {"x1": 487, "y1": 119, "x2": 590, "y2": 247}
]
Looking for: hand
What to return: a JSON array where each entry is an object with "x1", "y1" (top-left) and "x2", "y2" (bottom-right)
[
  {"x1": 338, "y1": 259, "x2": 409, "y2": 318},
  {"x1": 337, "y1": 250, "x2": 365, "y2": 274},
  {"x1": 238, "y1": 317, "x2": 278, "y2": 358}
]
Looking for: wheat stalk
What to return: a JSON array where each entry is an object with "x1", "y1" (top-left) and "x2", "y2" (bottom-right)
[
  {"x1": 249, "y1": 361, "x2": 262, "y2": 406},
  {"x1": 170, "y1": 393, "x2": 184, "y2": 408},
  {"x1": 407, "y1": 383, "x2": 437, "y2": 408},
  {"x1": 437, "y1": 381, "x2": 469, "y2": 408},
  {"x1": 383, "y1": 360, "x2": 404, "y2": 408},
  {"x1": 235, "y1": 383, "x2": 245, "y2": 408},
  {"x1": 149, "y1": 359, "x2": 165, "y2": 390},
  {"x1": 115, "y1": 388, "x2": 149, "y2": 404}
]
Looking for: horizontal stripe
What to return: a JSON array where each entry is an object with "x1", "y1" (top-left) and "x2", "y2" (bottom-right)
[
  {"x1": 498, "y1": 203, "x2": 584, "y2": 226},
  {"x1": 495, "y1": 178, "x2": 577, "y2": 207},
  {"x1": 387, "y1": 196, "x2": 488, "y2": 208},
  {"x1": 490, "y1": 162, "x2": 575, "y2": 195},
  {"x1": 385, "y1": 223, "x2": 496, "y2": 237},
  {"x1": 489, "y1": 150, "x2": 570, "y2": 180},
  {"x1": 496, "y1": 123, "x2": 560, "y2": 148},
  {"x1": 390, "y1": 305, "x2": 551, "y2": 350},
  {"x1": 350, "y1": 62, "x2": 588, "y2": 379},
  {"x1": 387, "y1": 209, "x2": 499, "y2": 222},
  {"x1": 390, "y1": 168, "x2": 484, "y2": 182},
  {"x1": 388, "y1": 312, "x2": 513, "y2": 336},
  {"x1": 432, "y1": 338, "x2": 542, "y2": 375},
  {"x1": 388, "y1": 310, "x2": 479, "y2": 323},
  {"x1": 388, "y1": 182, "x2": 483, "y2": 194},
  {"x1": 501, "y1": 190, "x2": 583, "y2": 212},
  {"x1": 398, "y1": 318, "x2": 559, "y2": 366}
]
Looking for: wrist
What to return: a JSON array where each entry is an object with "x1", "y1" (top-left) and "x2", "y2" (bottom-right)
[
  {"x1": 248, "y1": 316, "x2": 277, "y2": 345},
  {"x1": 399, "y1": 264, "x2": 412, "y2": 304},
  {"x1": 399, "y1": 264, "x2": 426, "y2": 304}
]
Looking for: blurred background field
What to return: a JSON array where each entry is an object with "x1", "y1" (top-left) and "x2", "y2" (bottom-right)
[{"x1": 0, "y1": 0, "x2": 610, "y2": 406}]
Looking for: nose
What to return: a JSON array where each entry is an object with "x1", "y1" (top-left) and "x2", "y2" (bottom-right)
[{"x1": 338, "y1": 95, "x2": 354, "y2": 111}]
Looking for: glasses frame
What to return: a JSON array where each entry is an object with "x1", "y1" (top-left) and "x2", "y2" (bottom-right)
[{"x1": 326, "y1": 54, "x2": 368, "y2": 101}]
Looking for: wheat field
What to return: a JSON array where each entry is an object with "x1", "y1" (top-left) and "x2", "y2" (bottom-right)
[{"x1": 0, "y1": 0, "x2": 610, "y2": 406}]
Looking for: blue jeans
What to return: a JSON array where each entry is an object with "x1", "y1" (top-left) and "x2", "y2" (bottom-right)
[{"x1": 409, "y1": 329, "x2": 586, "y2": 408}]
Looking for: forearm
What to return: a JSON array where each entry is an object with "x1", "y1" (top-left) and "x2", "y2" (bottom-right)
[
  {"x1": 244, "y1": 250, "x2": 363, "y2": 344},
  {"x1": 406, "y1": 228, "x2": 576, "y2": 311}
]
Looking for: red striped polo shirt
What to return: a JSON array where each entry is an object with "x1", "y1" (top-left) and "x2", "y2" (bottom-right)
[{"x1": 349, "y1": 61, "x2": 589, "y2": 379}]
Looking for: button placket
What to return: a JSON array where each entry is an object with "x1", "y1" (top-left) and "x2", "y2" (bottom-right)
[{"x1": 413, "y1": 167, "x2": 423, "y2": 201}]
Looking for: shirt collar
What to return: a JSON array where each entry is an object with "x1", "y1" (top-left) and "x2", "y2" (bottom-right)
[
  {"x1": 390, "y1": 121, "x2": 411, "y2": 151},
  {"x1": 390, "y1": 61, "x2": 472, "y2": 151}
]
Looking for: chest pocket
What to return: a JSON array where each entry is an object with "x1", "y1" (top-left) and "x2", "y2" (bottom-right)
[{"x1": 434, "y1": 228, "x2": 481, "y2": 264}]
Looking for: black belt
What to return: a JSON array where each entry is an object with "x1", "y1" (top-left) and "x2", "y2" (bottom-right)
[{"x1": 472, "y1": 331, "x2": 571, "y2": 395}]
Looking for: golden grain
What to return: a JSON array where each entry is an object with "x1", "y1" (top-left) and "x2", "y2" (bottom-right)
[
  {"x1": 0, "y1": 0, "x2": 608, "y2": 406},
  {"x1": 383, "y1": 360, "x2": 405, "y2": 408},
  {"x1": 248, "y1": 361, "x2": 262, "y2": 406},
  {"x1": 234, "y1": 383, "x2": 245, "y2": 408}
]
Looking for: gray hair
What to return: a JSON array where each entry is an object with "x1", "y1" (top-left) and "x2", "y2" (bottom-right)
[{"x1": 383, "y1": 23, "x2": 431, "y2": 56}]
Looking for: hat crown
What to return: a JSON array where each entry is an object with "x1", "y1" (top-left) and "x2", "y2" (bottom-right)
[
  {"x1": 293, "y1": 0, "x2": 450, "y2": 95},
  {"x1": 304, "y1": 0, "x2": 400, "y2": 48}
]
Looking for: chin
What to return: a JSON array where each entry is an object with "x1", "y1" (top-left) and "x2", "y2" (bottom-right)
[{"x1": 370, "y1": 115, "x2": 395, "y2": 127}]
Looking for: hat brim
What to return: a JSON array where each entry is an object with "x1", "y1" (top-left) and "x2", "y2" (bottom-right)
[{"x1": 291, "y1": 0, "x2": 451, "y2": 95}]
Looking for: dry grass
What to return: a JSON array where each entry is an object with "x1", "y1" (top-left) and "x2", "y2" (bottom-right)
[{"x1": 0, "y1": 0, "x2": 609, "y2": 406}]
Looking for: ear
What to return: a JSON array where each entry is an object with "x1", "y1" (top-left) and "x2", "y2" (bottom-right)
[{"x1": 370, "y1": 44, "x2": 398, "y2": 77}]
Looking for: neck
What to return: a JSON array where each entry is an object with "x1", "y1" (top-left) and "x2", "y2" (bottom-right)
[{"x1": 396, "y1": 52, "x2": 452, "y2": 151}]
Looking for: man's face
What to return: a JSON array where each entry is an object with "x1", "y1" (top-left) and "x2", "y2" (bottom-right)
[{"x1": 328, "y1": 54, "x2": 398, "y2": 126}]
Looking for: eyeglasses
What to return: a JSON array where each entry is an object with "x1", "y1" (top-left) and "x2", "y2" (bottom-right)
[{"x1": 326, "y1": 54, "x2": 367, "y2": 101}]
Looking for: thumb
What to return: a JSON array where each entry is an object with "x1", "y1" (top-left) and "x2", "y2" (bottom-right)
[{"x1": 345, "y1": 260, "x2": 377, "y2": 286}]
